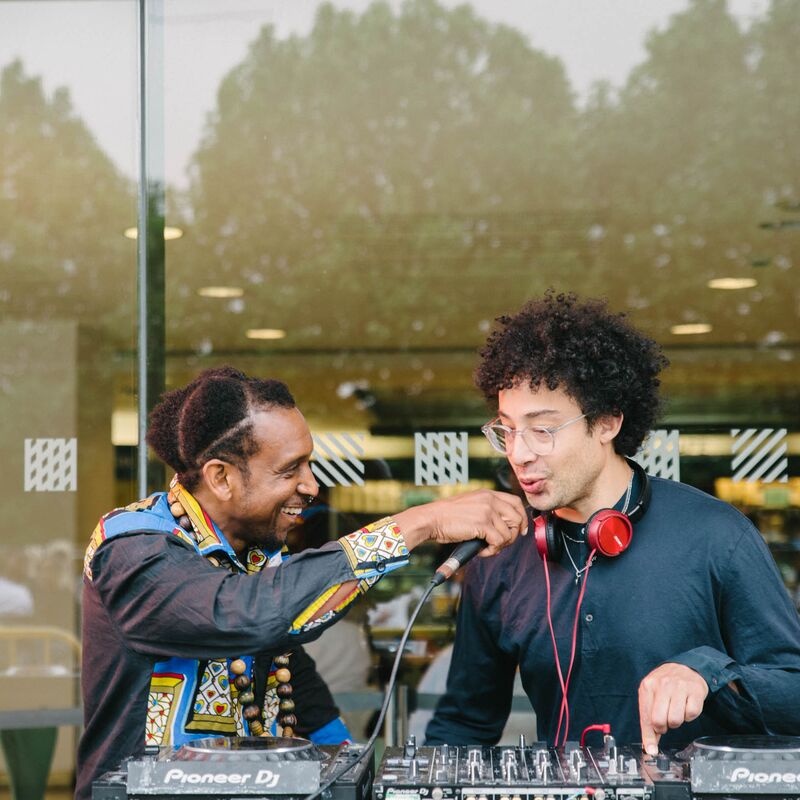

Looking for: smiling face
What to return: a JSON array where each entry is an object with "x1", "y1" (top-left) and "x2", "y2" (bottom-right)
[
  {"x1": 221, "y1": 406, "x2": 319, "y2": 554},
  {"x1": 498, "y1": 382, "x2": 622, "y2": 521}
]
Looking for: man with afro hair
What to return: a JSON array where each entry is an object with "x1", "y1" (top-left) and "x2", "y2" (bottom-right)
[
  {"x1": 426, "y1": 292, "x2": 800, "y2": 755},
  {"x1": 78, "y1": 367, "x2": 526, "y2": 799}
]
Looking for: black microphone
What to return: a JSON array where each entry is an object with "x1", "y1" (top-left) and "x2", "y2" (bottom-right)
[{"x1": 432, "y1": 539, "x2": 488, "y2": 586}]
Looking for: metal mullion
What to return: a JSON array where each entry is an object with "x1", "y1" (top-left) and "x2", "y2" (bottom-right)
[{"x1": 137, "y1": 0, "x2": 166, "y2": 497}]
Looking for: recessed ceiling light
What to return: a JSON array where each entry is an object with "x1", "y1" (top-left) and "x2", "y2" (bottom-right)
[
  {"x1": 671, "y1": 323, "x2": 712, "y2": 335},
  {"x1": 758, "y1": 220, "x2": 800, "y2": 231},
  {"x1": 197, "y1": 286, "x2": 244, "y2": 299},
  {"x1": 707, "y1": 278, "x2": 758, "y2": 290},
  {"x1": 123, "y1": 226, "x2": 184, "y2": 240},
  {"x1": 246, "y1": 328, "x2": 286, "y2": 340}
]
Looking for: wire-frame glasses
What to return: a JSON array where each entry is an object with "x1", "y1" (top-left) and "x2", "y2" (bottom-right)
[{"x1": 481, "y1": 413, "x2": 587, "y2": 456}]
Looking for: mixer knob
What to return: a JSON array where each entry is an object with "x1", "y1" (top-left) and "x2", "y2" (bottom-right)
[
  {"x1": 656, "y1": 755, "x2": 671, "y2": 772},
  {"x1": 627, "y1": 758, "x2": 639, "y2": 776},
  {"x1": 519, "y1": 734, "x2": 526, "y2": 749},
  {"x1": 432, "y1": 790, "x2": 444, "y2": 800},
  {"x1": 404, "y1": 735, "x2": 417, "y2": 760}
]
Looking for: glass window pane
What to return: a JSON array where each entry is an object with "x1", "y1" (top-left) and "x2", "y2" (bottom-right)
[
  {"x1": 160, "y1": 0, "x2": 799, "y2": 740},
  {"x1": 156, "y1": 0, "x2": 796, "y2": 743},
  {"x1": 0, "y1": 0, "x2": 138, "y2": 789}
]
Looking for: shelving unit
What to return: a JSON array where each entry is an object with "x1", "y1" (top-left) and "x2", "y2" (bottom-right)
[{"x1": 716, "y1": 478, "x2": 800, "y2": 610}]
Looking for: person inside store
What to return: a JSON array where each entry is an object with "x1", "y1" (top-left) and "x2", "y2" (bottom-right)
[
  {"x1": 77, "y1": 366, "x2": 527, "y2": 800},
  {"x1": 426, "y1": 291, "x2": 800, "y2": 755}
]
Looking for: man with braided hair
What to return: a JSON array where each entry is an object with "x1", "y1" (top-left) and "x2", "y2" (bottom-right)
[
  {"x1": 427, "y1": 292, "x2": 800, "y2": 754},
  {"x1": 78, "y1": 367, "x2": 526, "y2": 799}
]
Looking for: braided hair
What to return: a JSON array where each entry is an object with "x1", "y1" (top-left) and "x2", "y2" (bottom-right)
[
  {"x1": 475, "y1": 291, "x2": 669, "y2": 456},
  {"x1": 146, "y1": 366, "x2": 296, "y2": 491}
]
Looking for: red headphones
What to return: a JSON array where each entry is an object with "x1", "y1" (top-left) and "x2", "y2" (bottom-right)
[{"x1": 533, "y1": 459, "x2": 651, "y2": 560}]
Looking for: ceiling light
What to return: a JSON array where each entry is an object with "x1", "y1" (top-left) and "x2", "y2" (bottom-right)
[
  {"x1": 246, "y1": 328, "x2": 286, "y2": 340},
  {"x1": 197, "y1": 286, "x2": 244, "y2": 299},
  {"x1": 758, "y1": 220, "x2": 800, "y2": 231},
  {"x1": 707, "y1": 278, "x2": 758, "y2": 290},
  {"x1": 123, "y1": 226, "x2": 184, "y2": 240},
  {"x1": 671, "y1": 323, "x2": 712, "y2": 335}
]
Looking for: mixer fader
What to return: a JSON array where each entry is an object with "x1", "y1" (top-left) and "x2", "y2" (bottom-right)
[{"x1": 373, "y1": 736, "x2": 691, "y2": 800}]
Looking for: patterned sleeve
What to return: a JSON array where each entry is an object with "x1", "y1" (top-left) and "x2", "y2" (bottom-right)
[
  {"x1": 289, "y1": 517, "x2": 410, "y2": 635},
  {"x1": 337, "y1": 517, "x2": 409, "y2": 576}
]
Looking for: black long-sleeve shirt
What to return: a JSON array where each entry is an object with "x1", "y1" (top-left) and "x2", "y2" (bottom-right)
[{"x1": 426, "y1": 476, "x2": 800, "y2": 747}]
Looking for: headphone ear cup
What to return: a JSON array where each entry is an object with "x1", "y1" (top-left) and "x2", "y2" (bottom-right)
[
  {"x1": 585, "y1": 509, "x2": 633, "y2": 557},
  {"x1": 534, "y1": 514, "x2": 549, "y2": 559},
  {"x1": 534, "y1": 513, "x2": 563, "y2": 561}
]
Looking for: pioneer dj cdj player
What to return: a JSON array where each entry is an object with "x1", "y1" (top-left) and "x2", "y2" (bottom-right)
[{"x1": 91, "y1": 736, "x2": 373, "y2": 800}]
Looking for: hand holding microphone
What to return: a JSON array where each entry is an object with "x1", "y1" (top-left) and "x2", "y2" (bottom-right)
[{"x1": 393, "y1": 488, "x2": 528, "y2": 555}]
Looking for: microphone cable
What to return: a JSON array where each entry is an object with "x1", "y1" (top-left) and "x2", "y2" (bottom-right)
[{"x1": 301, "y1": 575, "x2": 438, "y2": 800}]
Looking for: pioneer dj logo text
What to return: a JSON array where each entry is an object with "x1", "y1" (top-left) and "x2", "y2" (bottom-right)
[
  {"x1": 729, "y1": 767, "x2": 800, "y2": 784},
  {"x1": 162, "y1": 768, "x2": 280, "y2": 787}
]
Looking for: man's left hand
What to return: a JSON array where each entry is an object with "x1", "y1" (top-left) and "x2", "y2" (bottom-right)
[{"x1": 638, "y1": 662, "x2": 709, "y2": 756}]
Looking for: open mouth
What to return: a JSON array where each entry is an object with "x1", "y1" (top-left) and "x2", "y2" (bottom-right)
[
  {"x1": 519, "y1": 477, "x2": 547, "y2": 494},
  {"x1": 281, "y1": 506, "x2": 303, "y2": 518}
]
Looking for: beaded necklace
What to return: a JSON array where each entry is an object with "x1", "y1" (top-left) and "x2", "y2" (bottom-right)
[{"x1": 167, "y1": 485, "x2": 297, "y2": 737}]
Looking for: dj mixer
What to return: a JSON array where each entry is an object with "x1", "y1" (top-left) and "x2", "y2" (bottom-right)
[{"x1": 372, "y1": 735, "x2": 800, "y2": 800}]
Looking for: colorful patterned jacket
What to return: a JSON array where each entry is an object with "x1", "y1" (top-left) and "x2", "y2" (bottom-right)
[{"x1": 77, "y1": 480, "x2": 409, "y2": 800}]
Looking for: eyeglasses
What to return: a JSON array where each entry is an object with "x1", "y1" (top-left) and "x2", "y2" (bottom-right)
[{"x1": 481, "y1": 413, "x2": 587, "y2": 456}]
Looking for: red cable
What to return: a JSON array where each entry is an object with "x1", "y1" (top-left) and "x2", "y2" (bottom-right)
[
  {"x1": 544, "y1": 555, "x2": 569, "y2": 745},
  {"x1": 580, "y1": 723, "x2": 611, "y2": 748},
  {"x1": 557, "y1": 548, "x2": 597, "y2": 746}
]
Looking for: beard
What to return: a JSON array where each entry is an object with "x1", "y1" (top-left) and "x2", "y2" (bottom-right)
[{"x1": 248, "y1": 522, "x2": 288, "y2": 555}]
